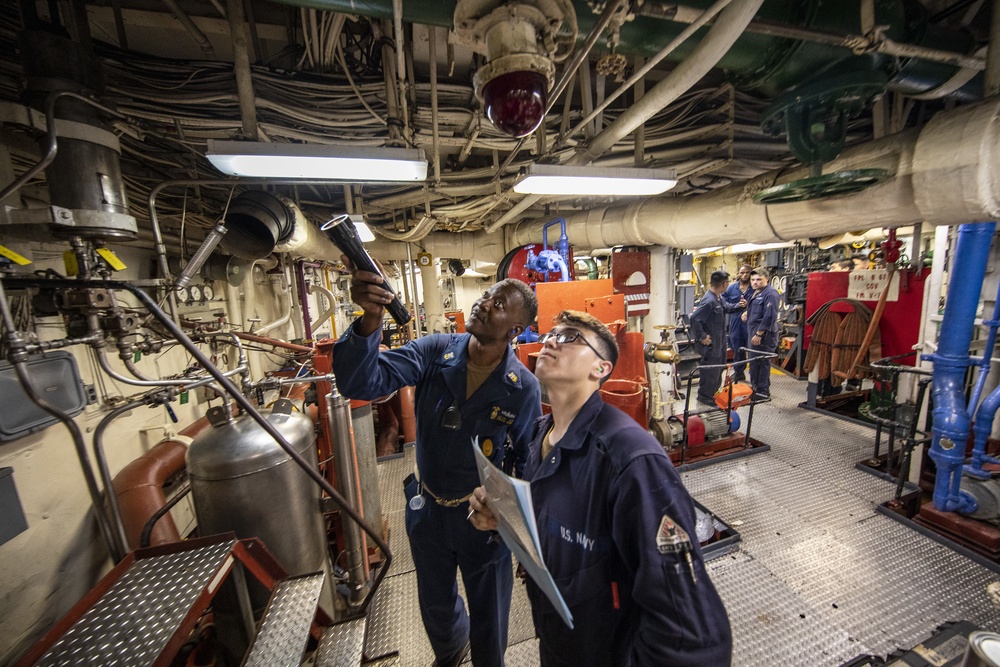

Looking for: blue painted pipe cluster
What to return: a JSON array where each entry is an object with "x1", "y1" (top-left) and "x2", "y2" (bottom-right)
[
  {"x1": 526, "y1": 218, "x2": 571, "y2": 281},
  {"x1": 927, "y1": 222, "x2": 997, "y2": 512}
]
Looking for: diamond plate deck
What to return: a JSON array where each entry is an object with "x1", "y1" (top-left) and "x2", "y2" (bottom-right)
[
  {"x1": 36, "y1": 539, "x2": 237, "y2": 667},
  {"x1": 368, "y1": 372, "x2": 1000, "y2": 666},
  {"x1": 244, "y1": 573, "x2": 325, "y2": 667},
  {"x1": 315, "y1": 616, "x2": 366, "y2": 667}
]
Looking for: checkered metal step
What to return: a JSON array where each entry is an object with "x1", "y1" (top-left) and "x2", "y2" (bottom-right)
[
  {"x1": 315, "y1": 616, "x2": 367, "y2": 667},
  {"x1": 33, "y1": 538, "x2": 237, "y2": 667},
  {"x1": 243, "y1": 572, "x2": 326, "y2": 667}
]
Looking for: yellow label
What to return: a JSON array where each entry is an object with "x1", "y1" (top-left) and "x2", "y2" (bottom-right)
[
  {"x1": 417, "y1": 252, "x2": 432, "y2": 267},
  {"x1": 63, "y1": 250, "x2": 79, "y2": 276},
  {"x1": 0, "y1": 244, "x2": 31, "y2": 265},
  {"x1": 96, "y1": 247, "x2": 127, "y2": 271},
  {"x1": 481, "y1": 438, "x2": 493, "y2": 457}
]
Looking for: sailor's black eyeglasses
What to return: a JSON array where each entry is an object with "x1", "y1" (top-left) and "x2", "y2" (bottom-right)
[{"x1": 537, "y1": 328, "x2": 607, "y2": 361}]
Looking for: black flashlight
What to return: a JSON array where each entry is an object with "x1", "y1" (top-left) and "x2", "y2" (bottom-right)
[{"x1": 321, "y1": 214, "x2": 412, "y2": 326}]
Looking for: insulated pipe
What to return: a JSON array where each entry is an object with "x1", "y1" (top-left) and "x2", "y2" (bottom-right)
[
  {"x1": 309, "y1": 282, "x2": 338, "y2": 332},
  {"x1": 927, "y1": 222, "x2": 995, "y2": 513},
  {"x1": 420, "y1": 258, "x2": 446, "y2": 334},
  {"x1": 569, "y1": 0, "x2": 762, "y2": 165},
  {"x1": 113, "y1": 438, "x2": 190, "y2": 551}
]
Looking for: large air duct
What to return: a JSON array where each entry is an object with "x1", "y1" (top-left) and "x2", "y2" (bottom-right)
[
  {"x1": 362, "y1": 98, "x2": 1000, "y2": 261},
  {"x1": 221, "y1": 191, "x2": 343, "y2": 262}
]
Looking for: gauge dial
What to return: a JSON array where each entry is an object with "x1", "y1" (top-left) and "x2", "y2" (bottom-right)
[
  {"x1": 202, "y1": 284, "x2": 215, "y2": 301},
  {"x1": 188, "y1": 284, "x2": 203, "y2": 302},
  {"x1": 175, "y1": 286, "x2": 190, "y2": 302}
]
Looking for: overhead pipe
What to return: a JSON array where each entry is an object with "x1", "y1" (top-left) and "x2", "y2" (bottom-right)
[
  {"x1": 162, "y1": 0, "x2": 215, "y2": 56},
  {"x1": 361, "y1": 98, "x2": 1000, "y2": 261},
  {"x1": 570, "y1": 0, "x2": 758, "y2": 165},
  {"x1": 926, "y1": 223, "x2": 995, "y2": 513},
  {"x1": 267, "y1": 0, "x2": 983, "y2": 100},
  {"x1": 560, "y1": 0, "x2": 734, "y2": 149}
]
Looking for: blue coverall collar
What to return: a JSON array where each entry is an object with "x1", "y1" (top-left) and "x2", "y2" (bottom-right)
[{"x1": 438, "y1": 335, "x2": 523, "y2": 408}]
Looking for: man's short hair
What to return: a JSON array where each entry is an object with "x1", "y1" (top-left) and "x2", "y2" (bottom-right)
[
  {"x1": 750, "y1": 267, "x2": 770, "y2": 280},
  {"x1": 496, "y1": 278, "x2": 538, "y2": 327},
  {"x1": 709, "y1": 270, "x2": 730, "y2": 287},
  {"x1": 552, "y1": 310, "x2": 619, "y2": 373}
]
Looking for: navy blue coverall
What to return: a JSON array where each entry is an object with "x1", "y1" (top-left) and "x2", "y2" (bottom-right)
[
  {"x1": 333, "y1": 325, "x2": 542, "y2": 667},
  {"x1": 745, "y1": 283, "x2": 781, "y2": 397},
  {"x1": 723, "y1": 281, "x2": 753, "y2": 381},
  {"x1": 689, "y1": 290, "x2": 741, "y2": 404},
  {"x1": 523, "y1": 392, "x2": 733, "y2": 667}
]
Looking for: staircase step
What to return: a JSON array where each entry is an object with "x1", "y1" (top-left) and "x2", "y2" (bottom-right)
[
  {"x1": 362, "y1": 654, "x2": 400, "y2": 666},
  {"x1": 314, "y1": 616, "x2": 367, "y2": 667},
  {"x1": 36, "y1": 538, "x2": 237, "y2": 667},
  {"x1": 243, "y1": 572, "x2": 326, "y2": 667}
]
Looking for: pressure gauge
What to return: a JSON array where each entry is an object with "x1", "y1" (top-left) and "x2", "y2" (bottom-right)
[
  {"x1": 202, "y1": 284, "x2": 215, "y2": 301},
  {"x1": 175, "y1": 286, "x2": 191, "y2": 303},
  {"x1": 188, "y1": 284, "x2": 203, "y2": 302}
]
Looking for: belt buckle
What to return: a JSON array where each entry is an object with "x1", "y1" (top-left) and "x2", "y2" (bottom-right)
[{"x1": 436, "y1": 497, "x2": 464, "y2": 508}]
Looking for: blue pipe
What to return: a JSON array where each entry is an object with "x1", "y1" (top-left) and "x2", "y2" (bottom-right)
[
  {"x1": 967, "y1": 289, "x2": 1000, "y2": 417},
  {"x1": 970, "y1": 382, "x2": 1000, "y2": 481},
  {"x1": 541, "y1": 218, "x2": 571, "y2": 270},
  {"x1": 927, "y1": 222, "x2": 996, "y2": 512}
]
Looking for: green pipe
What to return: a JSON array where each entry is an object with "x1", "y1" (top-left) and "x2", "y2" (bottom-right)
[{"x1": 269, "y1": 0, "x2": 981, "y2": 99}]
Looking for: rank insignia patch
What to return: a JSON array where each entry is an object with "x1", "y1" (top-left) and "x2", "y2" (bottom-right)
[{"x1": 655, "y1": 514, "x2": 691, "y2": 554}]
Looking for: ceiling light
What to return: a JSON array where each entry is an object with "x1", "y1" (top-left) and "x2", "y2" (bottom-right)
[
  {"x1": 349, "y1": 215, "x2": 376, "y2": 243},
  {"x1": 513, "y1": 164, "x2": 677, "y2": 196},
  {"x1": 206, "y1": 140, "x2": 428, "y2": 182}
]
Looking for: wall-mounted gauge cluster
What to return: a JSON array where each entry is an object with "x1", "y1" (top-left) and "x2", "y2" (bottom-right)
[{"x1": 175, "y1": 283, "x2": 215, "y2": 304}]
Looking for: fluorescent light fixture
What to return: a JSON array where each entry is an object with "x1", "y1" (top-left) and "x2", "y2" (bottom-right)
[
  {"x1": 206, "y1": 140, "x2": 427, "y2": 182},
  {"x1": 513, "y1": 164, "x2": 677, "y2": 196},
  {"x1": 348, "y1": 214, "x2": 376, "y2": 242}
]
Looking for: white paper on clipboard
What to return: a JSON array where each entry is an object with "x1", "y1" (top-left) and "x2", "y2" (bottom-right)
[{"x1": 472, "y1": 438, "x2": 573, "y2": 629}]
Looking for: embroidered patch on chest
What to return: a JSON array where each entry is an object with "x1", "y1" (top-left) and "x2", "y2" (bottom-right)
[
  {"x1": 443, "y1": 352, "x2": 455, "y2": 360},
  {"x1": 481, "y1": 438, "x2": 494, "y2": 456},
  {"x1": 655, "y1": 514, "x2": 692, "y2": 554},
  {"x1": 506, "y1": 371, "x2": 519, "y2": 383},
  {"x1": 490, "y1": 405, "x2": 516, "y2": 425}
]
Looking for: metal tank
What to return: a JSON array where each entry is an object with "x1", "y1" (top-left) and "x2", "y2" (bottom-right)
[{"x1": 186, "y1": 399, "x2": 334, "y2": 657}]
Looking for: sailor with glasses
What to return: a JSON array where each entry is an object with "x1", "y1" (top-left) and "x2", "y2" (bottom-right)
[
  {"x1": 333, "y1": 258, "x2": 542, "y2": 667},
  {"x1": 469, "y1": 310, "x2": 732, "y2": 666}
]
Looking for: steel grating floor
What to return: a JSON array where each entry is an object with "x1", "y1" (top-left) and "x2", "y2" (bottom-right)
[{"x1": 367, "y1": 371, "x2": 1000, "y2": 666}]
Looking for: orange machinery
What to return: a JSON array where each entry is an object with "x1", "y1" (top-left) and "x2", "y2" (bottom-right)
[{"x1": 519, "y1": 279, "x2": 647, "y2": 427}]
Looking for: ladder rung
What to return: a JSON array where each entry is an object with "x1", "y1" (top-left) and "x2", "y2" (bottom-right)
[{"x1": 242, "y1": 572, "x2": 326, "y2": 667}]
